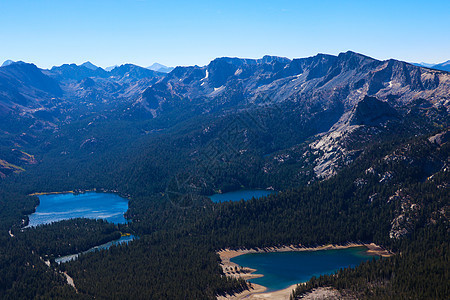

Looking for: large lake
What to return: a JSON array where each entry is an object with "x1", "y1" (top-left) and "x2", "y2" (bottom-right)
[
  {"x1": 209, "y1": 189, "x2": 275, "y2": 203},
  {"x1": 231, "y1": 247, "x2": 378, "y2": 292},
  {"x1": 27, "y1": 192, "x2": 129, "y2": 227}
]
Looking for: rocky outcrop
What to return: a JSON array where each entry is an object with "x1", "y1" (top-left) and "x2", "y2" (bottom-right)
[
  {"x1": 349, "y1": 96, "x2": 399, "y2": 126},
  {"x1": 428, "y1": 129, "x2": 450, "y2": 146},
  {"x1": 388, "y1": 189, "x2": 420, "y2": 239}
]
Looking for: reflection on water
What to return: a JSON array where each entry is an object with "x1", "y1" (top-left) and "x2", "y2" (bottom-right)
[
  {"x1": 28, "y1": 192, "x2": 129, "y2": 227},
  {"x1": 231, "y1": 247, "x2": 378, "y2": 292}
]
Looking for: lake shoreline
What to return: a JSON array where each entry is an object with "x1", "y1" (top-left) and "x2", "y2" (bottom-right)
[
  {"x1": 29, "y1": 188, "x2": 131, "y2": 199},
  {"x1": 217, "y1": 242, "x2": 392, "y2": 299},
  {"x1": 26, "y1": 190, "x2": 130, "y2": 228}
]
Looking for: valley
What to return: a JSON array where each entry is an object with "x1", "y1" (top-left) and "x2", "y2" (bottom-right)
[{"x1": 0, "y1": 51, "x2": 448, "y2": 299}]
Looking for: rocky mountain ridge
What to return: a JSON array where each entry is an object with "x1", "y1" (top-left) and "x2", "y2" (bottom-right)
[
  {"x1": 135, "y1": 51, "x2": 449, "y2": 177},
  {"x1": 0, "y1": 61, "x2": 166, "y2": 124},
  {"x1": 138, "y1": 51, "x2": 449, "y2": 117},
  {"x1": 0, "y1": 51, "x2": 449, "y2": 180}
]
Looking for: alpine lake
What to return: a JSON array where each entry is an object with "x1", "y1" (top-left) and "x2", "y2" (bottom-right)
[
  {"x1": 29, "y1": 190, "x2": 378, "y2": 289},
  {"x1": 27, "y1": 191, "x2": 133, "y2": 263}
]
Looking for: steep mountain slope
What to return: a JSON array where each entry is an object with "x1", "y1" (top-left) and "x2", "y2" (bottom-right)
[
  {"x1": 432, "y1": 60, "x2": 450, "y2": 72},
  {"x1": 0, "y1": 62, "x2": 62, "y2": 122},
  {"x1": 0, "y1": 61, "x2": 165, "y2": 130},
  {"x1": 47, "y1": 63, "x2": 108, "y2": 81},
  {"x1": 0, "y1": 52, "x2": 448, "y2": 216},
  {"x1": 0, "y1": 62, "x2": 166, "y2": 180},
  {"x1": 0, "y1": 61, "x2": 165, "y2": 121},
  {"x1": 1, "y1": 51, "x2": 448, "y2": 185},
  {"x1": 132, "y1": 51, "x2": 449, "y2": 178},
  {"x1": 0, "y1": 52, "x2": 448, "y2": 299},
  {"x1": 138, "y1": 51, "x2": 449, "y2": 116},
  {"x1": 52, "y1": 63, "x2": 164, "y2": 105}
]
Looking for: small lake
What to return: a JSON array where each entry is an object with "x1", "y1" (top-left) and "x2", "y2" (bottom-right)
[
  {"x1": 27, "y1": 192, "x2": 129, "y2": 227},
  {"x1": 55, "y1": 234, "x2": 135, "y2": 264},
  {"x1": 231, "y1": 247, "x2": 378, "y2": 292},
  {"x1": 209, "y1": 189, "x2": 275, "y2": 203}
]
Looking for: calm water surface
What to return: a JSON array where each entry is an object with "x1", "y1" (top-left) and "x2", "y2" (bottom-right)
[
  {"x1": 28, "y1": 192, "x2": 129, "y2": 227},
  {"x1": 231, "y1": 247, "x2": 378, "y2": 292},
  {"x1": 209, "y1": 189, "x2": 274, "y2": 203}
]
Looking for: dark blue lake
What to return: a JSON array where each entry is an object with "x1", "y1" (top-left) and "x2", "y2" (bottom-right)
[
  {"x1": 231, "y1": 247, "x2": 378, "y2": 292},
  {"x1": 27, "y1": 192, "x2": 129, "y2": 227},
  {"x1": 209, "y1": 189, "x2": 275, "y2": 203}
]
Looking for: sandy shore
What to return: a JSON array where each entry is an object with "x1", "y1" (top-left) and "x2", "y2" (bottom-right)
[
  {"x1": 217, "y1": 242, "x2": 392, "y2": 299},
  {"x1": 63, "y1": 272, "x2": 78, "y2": 293},
  {"x1": 29, "y1": 189, "x2": 131, "y2": 199},
  {"x1": 218, "y1": 243, "x2": 392, "y2": 260},
  {"x1": 29, "y1": 190, "x2": 75, "y2": 196}
]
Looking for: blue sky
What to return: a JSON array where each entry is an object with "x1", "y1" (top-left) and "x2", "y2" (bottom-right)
[{"x1": 1, "y1": 0, "x2": 449, "y2": 69}]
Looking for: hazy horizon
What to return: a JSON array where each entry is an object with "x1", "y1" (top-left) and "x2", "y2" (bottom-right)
[
  {"x1": 2, "y1": 50, "x2": 448, "y2": 71},
  {"x1": 1, "y1": 0, "x2": 449, "y2": 69}
]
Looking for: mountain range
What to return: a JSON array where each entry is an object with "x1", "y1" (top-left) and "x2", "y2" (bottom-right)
[
  {"x1": 413, "y1": 60, "x2": 450, "y2": 72},
  {"x1": 135, "y1": 51, "x2": 449, "y2": 177},
  {"x1": 80, "y1": 61, "x2": 99, "y2": 70},
  {"x1": 0, "y1": 51, "x2": 448, "y2": 299},
  {"x1": 1, "y1": 51, "x2": 449, "y2": 181}
]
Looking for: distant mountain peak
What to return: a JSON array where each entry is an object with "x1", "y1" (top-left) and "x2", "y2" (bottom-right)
[
  {"x1": 147, "y1": 63, "x2": 174, "y2": 73},
  {"x1": 105, "y1": 65, "x2": 118, "y2": 72},
  {"x1": 1, "y1": 60, "x2": 15, "y2": 67},
  {"x1": 415, "y1": 62, "x2": 436, "y2": 68},
  {"x1": 148, "y1": 63, "x2": 165, "y2": 69},
  {"x1": 80, "y1": 61, "x2": 99, "y2": 70},
  {"x1": 109, "y1": 63, "x2": 162, "y2": 79},
  {"x1": 412, "y1": 60, "x2": 449, "y2": 72},
  {"x1": 432, "y1": 60, "x2": 450, "y2": 72}
]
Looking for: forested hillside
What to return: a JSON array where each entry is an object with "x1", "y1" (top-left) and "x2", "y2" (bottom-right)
[{"x1": 0, "y1": 52, "x2": 448, "y2": 299}]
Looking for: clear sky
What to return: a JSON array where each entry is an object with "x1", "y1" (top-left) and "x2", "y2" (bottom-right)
[{"x1": 1, "y1": 0, "x2": 449, "y2": 69}]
